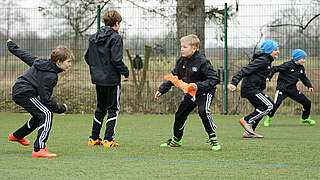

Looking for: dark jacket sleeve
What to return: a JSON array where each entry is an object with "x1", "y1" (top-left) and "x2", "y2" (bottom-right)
[
  {"x1": 195, "y1": 60, "x2": 219, "y2": 94},
  {"x1": 230, "y1": 57, "x2": 265, "y2": 86},
  {"x1": 158, "y1": 58, "x2": 181, "y2": 94},
  {"x1": 38, "y1": 73, "x2": 66, "y2": 113},
  {"x1": 267, "y1": 63, "x2": 288, "y2": 80},
  {"x1": 7, "y1": 41, "x2": 37, "y2": 67},
  {"x1": 110, "y1": 38, "x2": 129, "y2": 78},
  {"x1": 299, "y1": 67, "x2": 313, "y2": 88}
]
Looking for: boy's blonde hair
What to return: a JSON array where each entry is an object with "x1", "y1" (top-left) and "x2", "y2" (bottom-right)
[
  {"x1": 180, "y1": 34, "x2": 200, "y2": 48},
  {"x1": 103, "y1": 10, "x2": 122, "y2": 27},
  {"x1": 50, "y1": 46, "x2": 74, "y2": 63}
]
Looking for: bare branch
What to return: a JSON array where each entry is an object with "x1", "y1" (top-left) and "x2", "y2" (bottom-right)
[
  {"x1": 267, "y1": 13, "x2": 320, "y2": 30},
  {"x1": 303, "y1": 13, "x2": 320, "y2": 29}
]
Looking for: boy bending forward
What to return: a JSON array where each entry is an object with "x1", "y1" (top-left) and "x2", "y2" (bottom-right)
[{"x1": 7, "y1": 39, "x2": 73, "y2": 158}]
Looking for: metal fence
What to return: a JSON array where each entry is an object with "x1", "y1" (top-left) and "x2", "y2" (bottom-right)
[{"x1": 0, "y1": 3, "x2": 319, "y2": 115}]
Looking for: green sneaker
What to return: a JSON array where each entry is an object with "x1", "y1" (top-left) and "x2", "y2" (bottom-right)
[
  {"x1": 208, "y1": 137, "x2": 221, "y2": 151},
  {"x1": 160, "y1": 138, "x2": 182, "y2": 148},
  {"x1": 264, "y1": 116, "x2": 272, "y2": 127},
  {"x1": 301, "y1": 117, "x2": 316, "y2": 126}
]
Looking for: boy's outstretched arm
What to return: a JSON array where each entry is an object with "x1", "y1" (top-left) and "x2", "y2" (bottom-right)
[
  {"x1": 6, "y1": 39, "x2": 38, "y2": 67},
  {"x1": 230, "y1": 57, "x2": 265, "y2": 86},
  {"x1": 267, "y1": 63, "x2": 287, "y2": 81}
]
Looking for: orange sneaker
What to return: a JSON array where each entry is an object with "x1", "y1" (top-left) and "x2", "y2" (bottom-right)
[
  {"x1": 242, "y1": 131, "x2": 264, "y2": 138},
  {"x1": 239, "y1": 118, "x2": 255, "y2": 135},
  {"x1": 32, "y1": 149, "x2": 57, "y2": 158},
  {"x1": 8, "y1": 133, "x2": 31, "y2": 146},
  {"x1": 102, "y1": 140, "x2": 119, "y2": 147}
]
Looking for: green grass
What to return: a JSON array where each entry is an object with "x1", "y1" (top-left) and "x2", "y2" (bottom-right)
[{"x1": 0, "y1": 113, "x2": 319, "y2": 179}]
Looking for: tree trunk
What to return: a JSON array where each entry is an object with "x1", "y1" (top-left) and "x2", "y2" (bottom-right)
[{"x1": 176, "y1": 0, "x2": 205, "y2": 52}]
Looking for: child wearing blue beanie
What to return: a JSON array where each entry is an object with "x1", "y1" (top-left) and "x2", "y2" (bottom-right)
[
  {"x1": 228, "y1": 40, "x2": 280, "y2": 138},
  {"x1": 292, "y1": 49, "x2": 307, "y2": 62},
  {"x1": 260, "y1": 40, "x2": 279, "y2": 54},
  {"x1": 264, "y1": 49, "x2": 315, "y2": 126}
]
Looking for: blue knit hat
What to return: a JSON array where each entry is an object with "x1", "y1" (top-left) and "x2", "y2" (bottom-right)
[
  {"x1": 260, "y1": 40, "x2": 279, "y2": 54},
  {"x1": 292, "y1": 49, "x2": 307, "y2": 62}
]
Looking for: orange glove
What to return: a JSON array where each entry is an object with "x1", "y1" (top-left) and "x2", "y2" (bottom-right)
[{"x1": 164, "y1": 74, "x2": 196, "y2": 96}]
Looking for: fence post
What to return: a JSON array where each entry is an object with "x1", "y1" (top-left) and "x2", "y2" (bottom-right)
[
  {"x1": 97, "y1": 5, "x2": 101, "y2": 30},
  {"x1": 223, "y1": 3, "x2": 228, "y2": 115}
]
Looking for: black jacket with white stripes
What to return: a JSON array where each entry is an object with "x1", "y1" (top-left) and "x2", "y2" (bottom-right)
[
  {"x1": 230, "y1": 51, "x2": 274, "y2": 98},
  {"x1": 267, "y1": 60, "x2": 312, "y2": 92},
  {"x1": 7, "y1": 41, "x2": 66, "y2": 113},
  {"x1": 158, "y1": 51, "x2": 219, "y2": 96}
]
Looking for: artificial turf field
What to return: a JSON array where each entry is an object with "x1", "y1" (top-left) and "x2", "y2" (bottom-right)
[{"x1": 0, "y1": 112, "x2": 319, "y2": 179}]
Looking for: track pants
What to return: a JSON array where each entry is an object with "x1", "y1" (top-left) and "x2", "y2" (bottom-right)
[
  {"x1": 244, "y1": 92, "x2": 274, "y2": 130},
  {"x1": 174, "y1": 93, "x2": 217, "y2": 140},
  {"x1": 12, "y1": 96, "x2": 53, "y2": 151},
  {"x1": 90, "y1": 85, "x2": 120, "y2": 141},
  {"x1": 268, "y1": 89, "x2": 311, "y2": 120}
]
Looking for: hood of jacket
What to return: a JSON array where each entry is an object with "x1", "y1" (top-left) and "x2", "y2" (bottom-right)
[
  {"x1": 33, "y1": 58, "x2": 63, "y2": 73},
  {"x1": 89, "y1": 26, "x2": 116, "y2": 45},
  {"x1": 252, "y1": 50, "x2": 274, "y2": 62}
]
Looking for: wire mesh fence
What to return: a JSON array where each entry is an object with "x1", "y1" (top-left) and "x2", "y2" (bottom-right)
[{"x1": 0, "y1": 3, "x2": 319, "y2": 114}]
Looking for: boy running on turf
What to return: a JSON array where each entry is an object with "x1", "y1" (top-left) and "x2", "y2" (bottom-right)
[
  {"x1": 228, "y1": 40, "x2": 279, "y2": 138},
  {"x1": 264, "y1": 49, "x2": 315, "y2": 126},
  {"x1": 7, "y1": 39, "x2": 73, "y2": 158},
  {"x1": 155, "y1": 34, "x2": 221, "y2": 151}
]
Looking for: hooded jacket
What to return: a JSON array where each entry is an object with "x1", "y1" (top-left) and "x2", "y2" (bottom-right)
[
  {"x1": 7, "y1": 41, "x2": 66, "y2": 113},
  {"x1": 230, "y1": 51, "x2": 274, "y2": 98},
  {"x1": 158, "y1": 51, "x2": 219, "y2": 96},
  {"x1": 84, "y1": 26, "x2": 129, "y2": 86},
  {"x1": 267, "y1": 60, "x2": 312, "y2": 92}
]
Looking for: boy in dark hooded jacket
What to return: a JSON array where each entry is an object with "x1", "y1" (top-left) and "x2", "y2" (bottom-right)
[
  {"x1": 228, "y1": 40, "x2": 279, "y2": 138},
  {"x1": 85, "y1": 10, "x2": 129, "y2": 147},
  {"x1": 7, "y1": 39, "x2": 73, "y2": 158}
]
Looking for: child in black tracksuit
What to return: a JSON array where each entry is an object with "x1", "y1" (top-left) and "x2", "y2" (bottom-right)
[
  {"x1": 264, "y1": 49, "x2": 315, "y2": 126},
  {"x1": 84, "y1": 10, "x2": 129, "y2": 147},
  {"x1": 228, "y1": 40, "x2": 279, "y2": 138},
  {"x1": 155, "y1": 34, "x2": 221, "y2": 151},
  {"x1": 7, "y1": 39, "x2": 73, "y2": 158}
]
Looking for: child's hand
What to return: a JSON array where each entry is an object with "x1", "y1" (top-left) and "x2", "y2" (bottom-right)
[
  {"x1": 6, "y1": 39, "x2": 12, "y2": 44},
  {"x1": 154, "y1": 91, "x2": 162, "y2": 99},
  {"x1": 228, "y1": 84, "x2": 236, "y2": 91},
  {"x1": 309, "y1": 87, "x2": 314, "y2": 93},
  {"x1": 123, "y1": 76, "x2": 129, "y2": 81},
  {"x1": 190, "y1": 83, "x2": 197, "y2": 91},
  {"x1": 63, "y1": 104, "x2": 67, "y2": 111}
]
